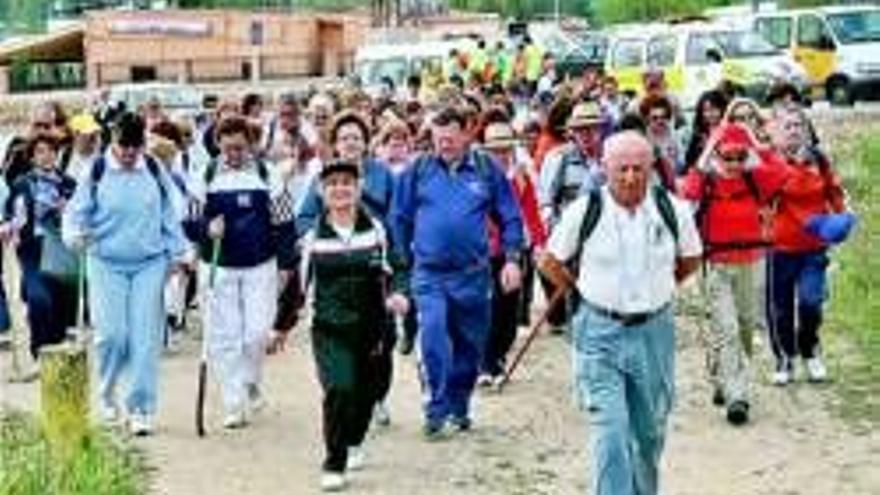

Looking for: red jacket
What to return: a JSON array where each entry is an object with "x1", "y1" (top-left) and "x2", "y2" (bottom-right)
[
  {"x1": 680, "y1": 156, "x2": 789, "y2": 264},
  {"x1": 533, "y1": 131, "x2": 564, "y2": 174},
  {"x1": 489, "y1": 169, "x2": 547, "y2": 257},
  {"x1": 773, "y1": 152, "x2": 846, "y2": 253}
]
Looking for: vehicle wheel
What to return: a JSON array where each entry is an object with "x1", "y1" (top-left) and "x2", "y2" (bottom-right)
[{"x1": 827, "y1": 77, "x2": 854, "y2": 106}]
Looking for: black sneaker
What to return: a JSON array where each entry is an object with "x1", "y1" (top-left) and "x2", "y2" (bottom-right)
[
  {"x1": 398, "y1": 335, "x2": 414, "y2": 356},
  {"x1": 449, "y1": 415, "x2": 472, "y2": 432},
  {"x1": 712, "y1": 388, "x2": 725, "y2": 407},
  {"x1": 726, "y1": 400, "x2": 750, "y2": 426}
]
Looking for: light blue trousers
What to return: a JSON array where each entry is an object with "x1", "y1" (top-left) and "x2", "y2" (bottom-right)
[
  {"x1": 572, "y1": 303, "x2": 676, "y2": 495},
  {"x1": 90, "y1": 254, "x2": 168, "y2": 415}
]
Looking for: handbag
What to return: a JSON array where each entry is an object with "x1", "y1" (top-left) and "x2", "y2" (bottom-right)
[{"x1": 39, "y1": 228, "x2": 81, "y2": 281}]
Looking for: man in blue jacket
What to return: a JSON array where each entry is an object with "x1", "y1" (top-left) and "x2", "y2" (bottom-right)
[{"x1": 390, "y1": 106, "x2": 524, "y2": 438}]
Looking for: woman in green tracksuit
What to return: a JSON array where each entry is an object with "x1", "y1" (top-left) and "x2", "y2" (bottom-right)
[{"x1": 271, "y1": 159, "x2": 407, "y2": 492}]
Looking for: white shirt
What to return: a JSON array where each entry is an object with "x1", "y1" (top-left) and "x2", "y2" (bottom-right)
[{"x1": 547, "y1": 187, "x2": 702, "y2": 314}]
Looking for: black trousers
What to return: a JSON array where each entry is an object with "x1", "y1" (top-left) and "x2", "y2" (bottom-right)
[
  {"x1": 518, "y1": 248, "x2": 536, "y2": 326},
  {"x1": 312, "y1": 329, "x2": 378, "y2": 473},
  {"x1": 483, "y1": 257, "x2": 523, "y2": 377},
  {"x1": 372, "y1": 321, "x2": 396, "y2": 403}
]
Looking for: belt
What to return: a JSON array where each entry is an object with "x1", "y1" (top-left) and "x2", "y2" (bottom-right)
[{"x1": 583, "y1": 301, "x2": 671, "y2": 327}]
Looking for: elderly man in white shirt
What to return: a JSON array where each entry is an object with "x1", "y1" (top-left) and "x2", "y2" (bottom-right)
[{"x1": 542, "y1": 131, "x2": 702, "y2": 495}]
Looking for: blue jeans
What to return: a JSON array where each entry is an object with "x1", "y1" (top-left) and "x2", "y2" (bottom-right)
[
  {"x1": 0, "y1": 249, "x2": 11, "y2": 334},
  {"x1": 572, "y1": 303, "x2": 676, "y2": 495},
  {"x1": 89, "y1": 254, "x2": 168, "y2": 415},
  {"x1": 413, "y1": 266, "x2": 491, "y2": 424}
]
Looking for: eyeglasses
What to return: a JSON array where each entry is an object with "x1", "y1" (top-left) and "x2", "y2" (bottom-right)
[{"x1": 649, "y1": 113, "x2": 670, "y2": 123}]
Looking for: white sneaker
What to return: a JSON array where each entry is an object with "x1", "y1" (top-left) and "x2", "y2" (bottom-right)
[
  {"x1": 373, "y1": 402, "x2": 391, "y2": 427},
  {"x1": 772, "y1": 358, "x2": 793, "y2": 386},
  {"x1": 347, "y1": 446, "x2": 365, "y2": 471},
  {"x1": 477, "y1": 374, "x2": 494, "y2": 388},
  {"x1": 223, "y1": 410, "x2": 248, "y2": 429},
  {"x1": 129, "y1": 413, "x2": 154, "y2": 436},
  {"x1": 320, "y1": 472, "x2": 347, "y2": 492},
  {"x1": 805, "y1": 357, "x2": 828, "y2": 382}
]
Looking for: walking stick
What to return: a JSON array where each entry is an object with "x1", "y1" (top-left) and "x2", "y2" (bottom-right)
[
  {"x1": 196, "y1": 238, "x2": 221, "y2": 437},
  {"x1": 496, "y1": 286, "x2": 568, "y2": 392}
]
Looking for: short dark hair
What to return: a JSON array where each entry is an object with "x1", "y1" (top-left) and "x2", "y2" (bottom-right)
[
  {"x1": 639, "y1": 94, "x2": 673, "y2": 119},
  {"x1": 242, "y1": 93, "x2": 263, "y2": 115},
  {"x1": 150, "y1": 120, "x2": 184, "y2": 148},
  {"x1": 113, "y1": 112, "x2": 146, "y2": 148},
  {"x1": 27, "y1": 132, "x2": 58, "y2": 160},
  {"x1": 215, "y1": 115, "x2": 252, "y2": 141},
  {"x1": 431, "y1": 106, "x2": 467, "y2": 129},
  {"x1": 329, "y1": 110, "x2": 371, "y2": 145}
]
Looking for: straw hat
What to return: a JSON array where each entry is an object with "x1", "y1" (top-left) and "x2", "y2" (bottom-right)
[
  {"x1": 483, "y1": 122, "x2": 519, "y2": 150},
  {"x1": 566, "y1": 101, "x2": 603, "y2": 129}
]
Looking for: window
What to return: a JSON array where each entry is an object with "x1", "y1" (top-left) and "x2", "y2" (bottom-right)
[
  {"x1": 647, "y1": 36, "x2": 677, "y2": 67},
  {"x1": 756, "y1": 17, "x2": 792, "y2": 49},
  {"x1": 250, "y1": 20, "x2": 264, "y2": 46},
  {"x1": 797, "y1": 15, "x2": 834, "y2": 49},
  {"x1": 828, "y1": 10, "x2": 880, "y2": 44},
  {"x1": 685, "y1": 33, "x2": 723, "y2": 65},
  {"x1": 611, "y1": 39, "x2": 645, "y2": 69},
  {"x1": 130, "y1": 66, "x2": 157, "y2": 82}
]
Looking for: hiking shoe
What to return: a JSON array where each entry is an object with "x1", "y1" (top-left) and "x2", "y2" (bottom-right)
[
  {"x1": 347, "y1": 446, "x2": 366, "y2": 471},
  {"x1": 373, "y1": 402, "x2": 391, "y2": 427},
  {"x1": 129, "y1": 413, "x2": 154, "y2": 437},
  {"x1": 805, "y1": 357, "x2": 828, "y2": 383},
  {"x1": 449, "y1": 415, "x2": 472, "y2": 432},
  {"x1": 712, "y1": 388, "x2": 725, "y2": 407},
  {"x1": 422, "y1": 420, "x2": 450, "y2": 441},
  {"x1": 320, "y1": 472, "x2": 347, "y2": 492},
  {"x1": 772, "y1": 359, "x2": 793, "y2": 386},
  {"x1": 726, "y1": 401, "x2": 750, "y2": 426}
]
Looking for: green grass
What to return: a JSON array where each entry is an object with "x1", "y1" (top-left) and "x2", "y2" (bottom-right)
[
  {"x1": 826, "y1": 127, "x2": 880, "y2": 427},
  {"x1": 0, "y1": 411, "x2": 147, "y2": 495}
]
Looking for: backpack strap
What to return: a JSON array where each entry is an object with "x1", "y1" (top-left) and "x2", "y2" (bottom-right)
[
  {"x1": 551, "y1": 146, "x2": 578, "y2": 215},
  {"x1": 570, "y1": 187, "x2": 603, "y2": 274},
  {"x1": 90, "y1": 154, "x2": 166, "y2": 201},
  {"x1": 653, "y1": 184, "x2": 680, "y2": 244}
]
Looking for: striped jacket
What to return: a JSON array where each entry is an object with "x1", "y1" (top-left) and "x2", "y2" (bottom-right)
[{"x1": 302, "y1": 207, "x2": 406, "y2": 346}]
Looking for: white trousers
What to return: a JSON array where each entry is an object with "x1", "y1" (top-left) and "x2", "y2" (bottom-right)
[{"x1": 201, "y1": 259, "x2": 277, "y2": 414}]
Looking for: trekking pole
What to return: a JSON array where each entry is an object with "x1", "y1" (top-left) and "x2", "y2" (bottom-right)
[
  {"x1": 195, "y1": 237, "x2": 221, "y2": 437},
  {"x1": 496, "y1": 286, "x2": 568, "y2": 392}
]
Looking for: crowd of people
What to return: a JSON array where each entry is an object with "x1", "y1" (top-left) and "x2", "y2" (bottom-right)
[{"x1": 0, "y1": 56, "x2": 857, "y2": 493}]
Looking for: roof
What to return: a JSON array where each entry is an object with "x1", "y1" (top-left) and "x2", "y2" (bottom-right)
[{"x1": 0, "y1": 23, "x2": 84, "y2": 65}]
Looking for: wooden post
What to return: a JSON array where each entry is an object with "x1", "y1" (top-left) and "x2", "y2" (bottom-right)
[{"x1": 40, "y1": 342, "x2": 89, "y2": 459}]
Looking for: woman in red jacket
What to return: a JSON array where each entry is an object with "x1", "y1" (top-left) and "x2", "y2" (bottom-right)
[
  {"x1": 480, "y1": 121, "x2": 547, "y2": 386},
  {"x1": 766, "y1": 105, "x2": 854, "y2": 386},
  {"x1": 681, "y1": 123, "x2": 789, "y2": 425}
]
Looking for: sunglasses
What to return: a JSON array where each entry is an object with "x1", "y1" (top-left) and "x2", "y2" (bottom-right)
[{"x1": 718, "y1": 151, "x2": 748, "y2": 163}]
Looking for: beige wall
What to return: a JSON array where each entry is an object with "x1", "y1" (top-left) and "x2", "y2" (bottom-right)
[{"x1": 84, "y1": 9, "x2": 365, "y2": 89}]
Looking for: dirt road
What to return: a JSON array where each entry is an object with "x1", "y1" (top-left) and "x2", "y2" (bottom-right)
[{"x1": 3, "y1": 298, "x2": 878, "y2": 495}]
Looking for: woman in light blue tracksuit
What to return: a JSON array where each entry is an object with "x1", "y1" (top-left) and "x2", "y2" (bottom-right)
[{"x1": 63, "y1": 112, "x2": 187, "y2": 436}]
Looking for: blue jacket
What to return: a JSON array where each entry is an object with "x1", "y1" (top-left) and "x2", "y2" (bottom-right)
[
  {"x1": 183, "y1": 159, "x2": 297, "y2": 270},
  {"x1": 295, "y1": 157, "x2": 395, "y2": 239},
  {"x1": 391, "y1": 149, "x2": 524, "y2": 272},
  {"x1": 62, "y1": 152, "x2": 187, "y2": 265}
]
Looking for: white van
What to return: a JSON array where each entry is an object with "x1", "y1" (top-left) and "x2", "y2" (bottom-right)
[
  {"x1": 751, "y1": 5, "x2": 880, "y2": 105},
  {"x1": 354, "y1": 39, "x2": 475, "y2": 97}
]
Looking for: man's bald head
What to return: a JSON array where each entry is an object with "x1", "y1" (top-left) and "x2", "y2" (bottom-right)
[
  {"x1": 602, "y1": 131, "x2": 654, "y2": 172},
  {"x1": 603, "y1": 131, "x2": 654, "y2": 211}
]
